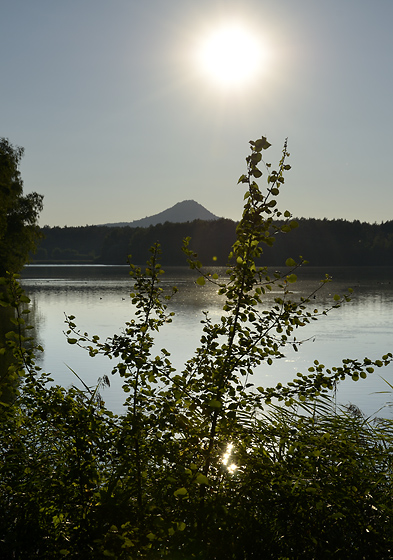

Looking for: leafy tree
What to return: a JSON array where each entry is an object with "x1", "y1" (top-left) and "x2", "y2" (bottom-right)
[
  {"x1": 0, "y1": 138, "x2": 43, "y2": 275},
  {"x1": 1, "y1": 136, "x2": 393, "y2": 559}
]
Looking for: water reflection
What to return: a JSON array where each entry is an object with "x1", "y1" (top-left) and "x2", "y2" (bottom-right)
[{"x1": 20, "y1": 265, "x2": 393, "y2": 417}]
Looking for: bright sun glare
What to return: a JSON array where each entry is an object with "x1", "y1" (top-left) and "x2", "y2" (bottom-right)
[{"x1": 196, "y1": 24, "x2": 265, "y2": 88}]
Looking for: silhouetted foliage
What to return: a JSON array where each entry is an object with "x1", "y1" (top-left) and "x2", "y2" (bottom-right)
[
  {"x1": 0, "y1": 138, "x2": 43, "y2": 274},
  {"x1": 35, "y1": 218, "x2": 393, "y2": 266}
]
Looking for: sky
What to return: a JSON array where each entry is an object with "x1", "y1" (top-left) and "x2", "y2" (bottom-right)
[{"x1": 2, "y1": 0, "x2": 393, "y2": 227}]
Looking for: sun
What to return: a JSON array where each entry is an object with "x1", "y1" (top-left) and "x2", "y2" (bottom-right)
[{"x1": 195, "y1": 24, "x2": 265, "y2": 88}]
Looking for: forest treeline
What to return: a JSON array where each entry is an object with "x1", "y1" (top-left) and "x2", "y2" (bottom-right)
[{"x1": 33, "y1": 217, "x2": 393, "y2": 266}]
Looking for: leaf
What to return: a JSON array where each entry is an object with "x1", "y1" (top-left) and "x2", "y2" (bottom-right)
[
  {"x1": 286, "y1": 274, "x2": 297, "y2": 284},
  {"x1": 67, "y1": 338, "x2": 78, "y2": 345},
  {"x1": 195, "y1": 473, "x2": 209, "y2": 485},
  {"x1": 196, "y1": 276, "x2": 205, "y2": 286},
  {"x1": 333, "y1": 294, "x2": 341, "y2": 302},
  {"x1": 285, "y1": 258, "x2": 296, "y2": 267},
  {"x1": 174, "y1": 487, "x2": 188, "y2": 497},
  {"x1": 208, "y1": 399, "x2": 222, "y2": 408},
  {"x1": 254, "y1": 137, "x2": 271, "y2": 151}
]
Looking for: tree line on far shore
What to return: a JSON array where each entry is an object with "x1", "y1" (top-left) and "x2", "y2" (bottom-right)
[{"x1": 33, "y1": 217, "x2": 393, "y2": 266}]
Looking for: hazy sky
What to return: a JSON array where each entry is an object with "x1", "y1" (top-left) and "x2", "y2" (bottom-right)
[{"x1": 2, "y1": 0, "x2": 392, "y2": 227}]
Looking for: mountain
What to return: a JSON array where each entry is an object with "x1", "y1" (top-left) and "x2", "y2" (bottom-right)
[{"x1": 103, "y1": 200, "x2": 220, "y2": 228}]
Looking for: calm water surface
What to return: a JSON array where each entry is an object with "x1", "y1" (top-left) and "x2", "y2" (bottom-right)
[{"x1": 21, "y1": 265, "x2": 393, "y2": 417}]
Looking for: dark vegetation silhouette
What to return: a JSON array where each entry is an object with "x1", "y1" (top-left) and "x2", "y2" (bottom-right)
[
  {"x1": 1, "y1": 136, "x2": 393, "y2": 559},
  {"x1": 35, "y1": 216, "x2": 393, "y2": 266},
  {"x1": 0, "y1": 138, "x2": 43, "y2": 403},
  {"x1": 0, "y1": 138, "x2": 43, "y2": 275}
]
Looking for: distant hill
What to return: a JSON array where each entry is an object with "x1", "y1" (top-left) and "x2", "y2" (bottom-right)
[{"x1": 103, "y1": 200, "x2": 220, "y2": 228}]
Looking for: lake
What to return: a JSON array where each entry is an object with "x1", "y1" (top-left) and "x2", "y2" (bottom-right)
[{"x1": 20, "y1": 264, "x2": 393, "y2": 418}]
